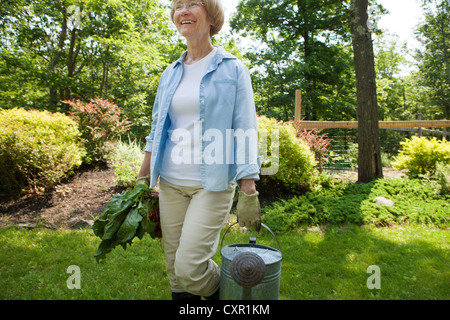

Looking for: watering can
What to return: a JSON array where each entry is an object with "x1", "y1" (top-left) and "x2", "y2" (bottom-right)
[{"x1": 219, "y1": 223, "x2": 283, "y2": 300}]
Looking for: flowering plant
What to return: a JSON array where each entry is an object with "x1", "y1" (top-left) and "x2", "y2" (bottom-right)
[
  {"x1": 292, "y1": 120, "x2": 333, "y2": 173},
  {"x1": 63, "y1": 98, "x2": 131, "y2": 163}
]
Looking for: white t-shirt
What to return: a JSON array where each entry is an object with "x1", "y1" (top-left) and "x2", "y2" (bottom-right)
[{"x1": 160, "y1": 47, "x2": 217, "y2": 186}]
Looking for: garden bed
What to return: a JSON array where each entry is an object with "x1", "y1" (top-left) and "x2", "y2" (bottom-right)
[
  {"x1": 0, "y1": 164, "x2": 427, "y2": 231},
  {"x1": 0, "y1": 163, "x2": 125, "y2": 229}
]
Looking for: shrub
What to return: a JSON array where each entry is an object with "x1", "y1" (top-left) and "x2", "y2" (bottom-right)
[
  {"x1": 257, "y1": 115, "x2": 317, "y2": 194},
  {"x1": 63, "y1": 99, "x2": 131, "y2": 163},
  {"x1": 262, "y1": 178, "x2": 449, "y2": 232},
  {"x1": 291, "y1": 121, "x2": 333, "y2": 173},
  {"x1": 392, "y1": 136, "x2": 450, "y2": 177},
  {"x1": 424, "y1": 161, "x2": 450, "y2": 195},
  {"x1": 0, "y1": 108, "x2": 85, "y2": 196},
  {"x1": 106, "y1": 138, "x2": 145, "y2": 188},
  {"x1": 435, "y1": 162, "x2": 450, "y2": 195}
]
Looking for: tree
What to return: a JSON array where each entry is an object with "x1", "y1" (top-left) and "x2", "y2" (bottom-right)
[
  {"x1": 374, "y1": 33, "x2": 410, "y2": 121},
  {"x1": 415, "y1": 0, "x2": 449, "y2": 121},
  {"x1": 230, "y1": 0, "x2": 356, "y2": 122},
  {"x1": 0, "y1": 0, "x2": 179, "y2": 139},
  {"x1": 350, "y1": 0, "x2": 383, "y2": 182}
]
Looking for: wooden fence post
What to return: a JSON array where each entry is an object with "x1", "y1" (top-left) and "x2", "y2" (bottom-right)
[
  {"x1": 295, "y1": 90, "x2": 302, "y2": 122},
  {"x1": 417, "y1": 113, "x2": 423, "y2": 137}
]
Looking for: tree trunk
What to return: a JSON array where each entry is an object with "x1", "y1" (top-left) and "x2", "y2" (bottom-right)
[
  {"x1": 297, "y1": 0, "x2": 315, "y2": 120},
  {"x1": 49, "y1": 7, "x2": 68, "y2": 110},
  {"x1": 100, "y1": 46, "x2": 110, "y2": 99},
  {"x1": 350, "y1": 0, "x2": 383, "y2": 182},
  {"x1": 64, "y1": 26, "x2": 78, "y2": 103},
  {"x1": 64, "y1": 6, "x2": 83, "y2": 106}
]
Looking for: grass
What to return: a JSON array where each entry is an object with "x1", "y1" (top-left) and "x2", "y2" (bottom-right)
[
  {"x1": 1, "y1": 177, "x2": 448, "y2": 300},
  {"x1": 0, "y1": 227, "x2": 169, "y2": 299},
  {"x1": 1, "y1": 221, "x2": 448, "y2": 300},
  {"x1": 276, "y1": 224, "x2": 449, "y2": 300}
]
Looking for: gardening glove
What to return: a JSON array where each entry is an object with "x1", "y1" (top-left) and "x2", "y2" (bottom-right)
[
  {"x1": 135, "y1": 175, "x2": 150, "y2": 187},
  {"x1": 236, "y1": 191, "x2": 261, "y2": 232}
]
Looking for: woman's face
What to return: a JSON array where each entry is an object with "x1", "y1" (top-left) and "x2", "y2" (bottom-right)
[{"x1": 173, "y1": 1, "x2": 212, "y2": 41}]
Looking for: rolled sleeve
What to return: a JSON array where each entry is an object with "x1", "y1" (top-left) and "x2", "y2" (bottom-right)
[
  {"x1": 144, "y1": 83, "x2": 162, "y2": 153},
  {"x1": 233, "y1": 61, "x2": 262, "y2": 182},
  {"x1": 144, "y1": 137, "x2": 153, "y2": 153}
]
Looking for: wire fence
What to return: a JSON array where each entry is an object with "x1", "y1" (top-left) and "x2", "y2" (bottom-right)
[
  {"x1": 321, "y1": 128, "x2": 444, "y2": 173},
  {"x1": 322, "y1": 129, "x2": 358, "y2": 173}
]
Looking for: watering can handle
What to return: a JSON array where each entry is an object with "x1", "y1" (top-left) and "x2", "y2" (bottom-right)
[{"x1": 220, "y1": 222, "x2": 282, "y2": 253}]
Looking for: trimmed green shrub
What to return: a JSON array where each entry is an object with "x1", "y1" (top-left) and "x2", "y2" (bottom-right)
[
  {"x1": 392, "y1": 136, "x2": 450, "y2": 177},
  {"x1": 0, "y1": 108, "x2": 85, "y2": 196},
  {"x1": 257, "y1": 115, "x2": 317, "y2": 194},
  {"x1": 63, "y1": 99, "x2": 131, "y2": 163}
]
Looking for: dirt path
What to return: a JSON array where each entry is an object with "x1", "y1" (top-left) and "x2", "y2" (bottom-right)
[{"x1": 328, "y1": 167, "x2": 406, "y2": 183}]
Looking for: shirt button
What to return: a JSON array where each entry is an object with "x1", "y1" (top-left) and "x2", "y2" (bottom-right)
[
  {"x1": 201, "y1": 100, "x2": 205, "y2": 105},
  {"x1": 201, "y1": 83, "x2": 205, "y2": 88}
]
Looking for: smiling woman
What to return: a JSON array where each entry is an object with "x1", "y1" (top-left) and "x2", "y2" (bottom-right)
[
  {"x1": 170, "y1": 0, "x2": 225, "y2": 38},
  {"x1": 137, "y1": 0, "x2": 262, "y2": 301}
]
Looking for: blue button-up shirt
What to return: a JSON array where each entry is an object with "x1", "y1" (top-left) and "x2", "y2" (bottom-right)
[{"x1": 145, "y1": 47, "x2": 261, "y2": 191}]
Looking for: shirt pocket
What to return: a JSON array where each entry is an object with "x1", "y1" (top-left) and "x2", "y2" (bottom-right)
[{"x1": 213, "y1": 80, "x2": 237, "y2": 109}]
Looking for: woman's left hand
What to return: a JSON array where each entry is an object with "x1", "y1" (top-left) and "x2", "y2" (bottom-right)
[
  {"x1": 236, "y1": 179, "x2": 261, "y2": 231},
  {"x1": 240, "y1": 179, "x2": 257, "y2": 195}
]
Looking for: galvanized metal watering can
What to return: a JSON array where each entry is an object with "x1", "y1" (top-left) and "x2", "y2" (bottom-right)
[{"x1": 219, "y1": 223, "x2": 282, "y2": 300}]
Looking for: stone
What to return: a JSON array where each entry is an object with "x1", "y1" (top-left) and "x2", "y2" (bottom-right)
[
  {"x1": 374, "y1": 196, "x2": 395, "y2": 207},
  {"x1": 68, "y1": 217, "x2": 94, "y2": 229},
  {"x1": 16, "y1": 221, "x2": 57, "y2": 230}
]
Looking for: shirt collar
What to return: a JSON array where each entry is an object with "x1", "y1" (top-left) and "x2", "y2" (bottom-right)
[{"x1": 172, "y1": 46, "x2": 236, "y2": 69}]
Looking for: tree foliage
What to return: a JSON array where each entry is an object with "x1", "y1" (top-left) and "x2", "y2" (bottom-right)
[
  {"x1": 0, "y1": 0, "x2": 180, "y2": 138},
  {"x1": 415, "y1": 0, "x2": 450, "y2": 120},
  {"x1": 1, "y1": 0, "x2": 449, "y2": 152},
  {"x1": 230, "y1": 0, "x2": 356, "y2": 121}
]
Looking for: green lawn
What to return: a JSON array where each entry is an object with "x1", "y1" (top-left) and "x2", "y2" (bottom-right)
[{"x1": 1, "y1": 222, "x2": 448, "y2": 300}]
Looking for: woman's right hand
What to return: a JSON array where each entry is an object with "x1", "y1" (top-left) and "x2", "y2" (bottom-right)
[
  {"x1": 135, "y1": 175, "x2": 150, "y2": 186},
  {"x1": 136, "y1": 152, "x2": 152, "y2": 186}
]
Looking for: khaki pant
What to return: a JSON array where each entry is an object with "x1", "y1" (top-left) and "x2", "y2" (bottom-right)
[{"x1": 158, "y1": 178, "x2": 235, "y2": 297}]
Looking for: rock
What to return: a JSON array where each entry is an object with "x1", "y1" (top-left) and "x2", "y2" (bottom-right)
[
  {"x1": 15, "y1": 221, "x2": 57, "y2": 230},
  {"x1": 374, "y1": 196, "x2": 395, "y2": 207},
  {"x1": 68, "y1": 217, "x2": 94, "y2": 229},
  {"x1": 16, "y1": 223, "x2": 37, "y2": 229}
]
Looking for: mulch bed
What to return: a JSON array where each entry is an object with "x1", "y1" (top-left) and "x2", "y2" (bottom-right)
[{"x1": 0, "y1": 163, "x2": 125, "y2": 229}]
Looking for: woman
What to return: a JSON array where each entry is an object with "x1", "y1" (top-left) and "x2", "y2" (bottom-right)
[{"x1": 137, "y1": 0, "x2": 261, "y2": 300}]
